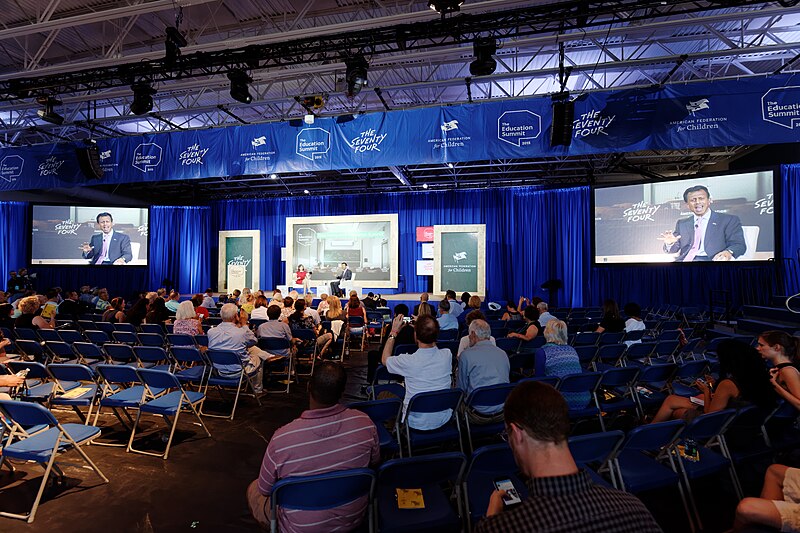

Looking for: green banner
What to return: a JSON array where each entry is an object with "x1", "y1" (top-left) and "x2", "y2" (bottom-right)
[
  {"x1": 225, "y1": 236, "x2": 254, "y2": 289},
  {"x1": 440, "y1": 232, "x2": 479, "y2": 292}
]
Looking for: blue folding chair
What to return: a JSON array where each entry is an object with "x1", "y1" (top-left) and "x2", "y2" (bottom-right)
[
  {"x1": 569, "y1": 430, "x2": 624, "y2": 488},
  {"x1": 508, "y1": 352, "x2": 535, "y2": 381},
  {"x1": 72, "y1": 341, "x2": 109, "y2": 366},
  {"x1": 167, "y1": 333, "x2": 196, "y2": 347},
  {"x1": 598, "y1": 331, "x2": 625, "y2": 346},
  {"x1": 520, "y1": 375, "x2": 561, "y2": 387},
  {"x1": 48, "y1": 364, "x2": 100, "y2": 424},
  {"x1": 133, "y1": 345, "x2": 172, "y2": 371},
  {"x1": 671, "y1": 360, "x2": 709, "y2": 397},
  {"x1": 92, "y1": 364, "x2": 157, "y2": 446},
  {"x1": 635, "y1": 363, "x2": 678, "y2": 415},
  {"x1": 438, "y1": 328, "x2": 459, "y2": 341},
  {"x1": 350, "y1": 398, "x2": 403, "y2": 456},
  {"x1": 557, "y1": 372, "x2": 604, "y2": 431},
  {"x1": 392, "y1": 343, "x2": 417, "y2": 357},
  {"x1": 7, "y1": 360, "x2": 68, "y2": 402},
  {"x1": 368, "y1": 364, "x2": 405, "y2": 400},
  {"x1": 517, "y1": 335, "x2": 544, "y2": 354},
  {"x1": 675, "y1": 409, "x2": 740, "y2": 531},
  {"x1": 194, "y1": 334, "x2": 209, "y2": 348},
  {"x1": 36, "y1": 329, "x2": 61, "y2": 342},
  {"x1": 270, "y1": 468, "x2": 376, "y2": 533},
  {"x1": 57, "y1": 329, "x2": 84, "y2": 344},
  {"x1": 202, "y1": 349, "x2": 260, "y2": 420},
  {"x1": 592, "y1": 344, "x2": 627, "y2": 371},
  {"x1": 462, "y1": 383, "x2": 515, "y2": 451},
  {"x1": 572, "y1": 331, "x2": 600, "y2": 347},
  {"x1": 258, "y1": 337, "x2": 293, "y2": 393},
  {"x1": 113, "y1": 323, "x2": 137, "y2": 333},
  {"x1": 102, "y1": 342, "x2": 138, "y2": 366},
  {"x1": 463, "y1": 444, "x2": 527, "y2": 528},
  {"x1": 14, "y1": 339, "x2": 48, "y2": 363},
  {"x1": 625, "y1": 342, "x2": 656, "y2": 366},
  {"x1": 598, "y1": 367, "x2": 640, "y2": 419},
  {"x1": 44, "y1": 340, "x2": 79, "y2": 364},
  {"x1": 14, "y1": 328, "x2": 38, "y2": 341},
  {"x1": 494, "y1": 337, "x2": 519, "y2": 355},
  {"x1": 292, "y1": 329, "x2": 317, "y2": 377},
  {"x1": 0, "y1": 400, "x2": 108, "y2": 523},
  {"x1": 346, "y1": 316, "x2": 367, "y2": 351},
  {"x1": 127, "y1": 369, "x2": 210, "y2": 460},
  {"x1": 112, "y1": 330, "x2": 139, "y2": 345},
  {"x1": 171, "y1": 346, "x2": 208, "y2": 387},
  {"x1": 403, "y1": 388, "x2": 463, "y2": 456},
  {"x1": 84, "y1": 330, "x2": 110, "y2": 345},
  {"x1": 138, "y1": 332, "x2": 166, "y2": 347},
  {"x1": 377, "y1": 452, "x2": 466, "y2": 533},
  {"x1": 140, "y1": 323, "x2": 165, "y2": 335},
  {"x1": 94, "y1": 322, "x2": 115, "y2": 334},
  {"x1": 574, "y1": 345, "x2": 597, "y2": 369}
]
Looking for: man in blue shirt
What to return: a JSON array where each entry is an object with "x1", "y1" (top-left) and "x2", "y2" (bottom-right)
[
  {"x1": 458, "y1": 319, "x2": 510, "y2": 423},
  {"x1": 437, "y1": 299, "x2": 459, "y2": 331},
  {"x1": 445, "y1": 289, "x2": 464, "y2": 316}
]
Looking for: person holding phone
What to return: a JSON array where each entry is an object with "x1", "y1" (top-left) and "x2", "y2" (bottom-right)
[{"x1": 475, "y1": 381, "x2": 660, "y2": 532}]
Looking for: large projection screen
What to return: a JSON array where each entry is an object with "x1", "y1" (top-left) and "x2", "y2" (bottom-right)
[
  {"x1": 594, "y1": 170, "x2": 775, "y2": 264},
  {"x1": 285, "y1": 214, "x2": 399, "y2": 289}
]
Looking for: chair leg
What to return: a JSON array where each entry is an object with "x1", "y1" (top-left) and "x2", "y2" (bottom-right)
[{"x1": 162, "y1": 409, "x2": 181, "y2": 460}]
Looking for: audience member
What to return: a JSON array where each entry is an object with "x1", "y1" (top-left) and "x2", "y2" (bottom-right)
[
  {"x1": 125, "y1": 297, "x2": 149, "y2": 326},
  {"x1": 474, "y1": 381, "x2": 660, "y2": 532},
  {"x1": 623, "y1": 302, "x2": 645, "y2": 346},
  {"x1": 437, "y1": 299, "x2": 458, "y2": 331},
  {"x1": 144, "y1": 297, "x2": 171, "y2": 325},
  {"x1": 303, "y1": 293, "x2": 321, "y2": 325},
  {"x1": 347, "y1": 294, "x2": 368, "y2": 324},
  {"x1": 536, "y1": 302, "x2": 556, "y2": 328},
  {"x1": 501, "y1": 300, "x2": 521, "y2": 321},
  {"x1": 295, "y1": 264, "x2": 311, "y2": 294},
  {"x1": 382, "y1": 314, "x2": 452, "y2": 430},
  {"x1": 95, "y1": 288, "x2": 110, "y2": 311},
  {"x1": 652, "y1": 339, "x2": 775, "y2": 423},
  {"x1": 241, "y1": 290, "x2": 256, "y2": 315},
  {"x1": 317, "y1": 293, "x2": 330, "y2": 315},
  {"x1": 57, "y1": 290, "x2": 83, "y2": 321},
  {"x1": 208, "y1": 303, "x2": 272, "y2": 393},
  {"x1": 173, "y1": 300, "x2": 203, "y2": 336},
  {"x1": 289, "y1": 299, "x2": 332, "y2": 357},
  {"x1": 256, "y1": 305, "x2": 294, "y2": 358},
  {"x1": 165, "y1": 291, "x2": 181, "y2": 313},
  {"x1": 201, "y1": 288, "x2": 216, "y2": 309},
  {"x1": 16, "y1": 295, "x2": 54, "y2": 330},
  {"x1": 326, "y1": 296, "x2": 344, "y2": 321},
  {"x1": 246, "y1": 362, "x2": 379, "y2": 531},
  {"x1": 363, "y1": 292, "x2": 378, "y2": 311},
  {"x1": 458, "y1": 319, "x2": 510, "y2": 423},
  {"x1": 461, "y1": 292, "x2": 472, "y2": 307},
  {"x1": 735, "y1": 464, "x2": 800, "y2": 532},
  {"x1": 413, "y1": 292, "x2": 429, "y2": 315},
  {"x1": 458, "y1": 310, "x2": 496, "y2": 357},
  {"x1": 367, "y1": 303, "x2": 414, "y2": 383},
  {"x1": 101, "y1": 297, "x2": 126, "y2": 323},
  {"x1": 157, "y1": 287, "x2": 168, "y2": 300},
  {"x1": 192, "y1": 294, "x2": 210, "y2": 321},
  {"x1": 445, "y1": 290, "x2": 464, "y2": 315},
  {"x1": 280, "y1": 297, "x2": 295, "y2": 320},
  {"x1": 416, "y1": 302, "x2": 434, "y2": 319},
  {"x1": 534, "y1": 319, "x2": 589, "y2": 409},
  {"x1": 757, "y1": 330, "x2": 800, "y2": 410},
  {"x1": 40, "y1": 289, "x2": 59, "y2": 320},
  {"x1": 596, "y1": 299, "x2": 625, "y2": 334},
  {"x1": 250, "y1": 295, "x2": 270, "y2": 320},
  {"x1": 507, "y1": 305, "x2": 540, "y2": 351},
  {"x1": 0, "y1": 303, "x2": 14, "y2": 330},
  {"x1": 467, "y1": 295, "x2": 482, "y2": 310}
]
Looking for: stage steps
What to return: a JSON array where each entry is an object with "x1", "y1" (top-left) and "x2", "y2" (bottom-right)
[{"x1": 736, "y1": 305, "x2": 800, "y2": 335}]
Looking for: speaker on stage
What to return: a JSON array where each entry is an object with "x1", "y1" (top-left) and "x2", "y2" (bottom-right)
[{"x1": 76, "y1": 143, "x2": 104, "y2": 180}]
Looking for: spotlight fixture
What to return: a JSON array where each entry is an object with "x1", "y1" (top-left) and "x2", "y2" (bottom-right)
[
  {"x1": 35, "y1": 96, "x2": 65, "y2": 125},
  {"x1": 165, "y1": 26, "x2": 187, "y2": 67},
  {"x1": 422, "y1": 183, "x2": 429, "y2": 189},
  {"x1": 303, "y1": 189, "x2": 310, "y2": 194},
  {"x1": 228, "y1": 69, "x2": 253, "y2": 104},
  {"x1": 427, "y1": 0, "x2": 463, "y2": 17},
  {"x1": 130, "y1": 82, "x2": 156, "y2": 115},
  {"x1": 470, "y1": 37, "x2": 497, "y2": 76},
  {"x1": 269, "y1": 173, "x2": 277, "y2": 179},
  {"x1": 345, "y1": 55, "x2": 369, "y2": 98},
  {"x1": 303, "y1": 95, "x2": 326, "y2": 110}
]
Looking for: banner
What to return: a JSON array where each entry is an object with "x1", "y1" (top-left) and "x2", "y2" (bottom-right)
[
  {"x1": 218, "y1": 230, "x2": 260, "y2": 292},
  {"x1": 3, "y1": 74, "x2": 800, "y2": 191},
  {"x1": 433, "y1": 225, "x2": 486, "y2": 296}
]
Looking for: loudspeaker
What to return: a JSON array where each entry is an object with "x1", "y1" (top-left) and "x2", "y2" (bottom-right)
[
  {"x1": 76, "y1": 144, "x2": 104, "y2": 180},
  {"x1": 550, "y1": 99, "x2": 575, "y2": 147}
]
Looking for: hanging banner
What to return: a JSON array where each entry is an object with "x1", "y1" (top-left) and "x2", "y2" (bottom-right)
[{"x1": 3, "y1": 74, "x2": 800, "y2": 191}]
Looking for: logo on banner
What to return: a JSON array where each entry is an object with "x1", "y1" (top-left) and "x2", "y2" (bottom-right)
[
  {"x1": 0, "y1": 155, "x2": 24, "y2": 182},
  {"x1": 762, "y1": 86, "x2": 800, "y2": 129},
  {"x1": 441, "y1": 120, "x2": 459, "y2": 132},
  {"x1": 498, "y1": 110, "x2": 541, "y2": 147},
  {"x1": 453, "y1": 251, "x2": 467, "y2": 262},
  {"x1": 755, "y1": 193, "x2": 774, "y2": 215},
  {"x1": 623, "y1": 201, "x2": 661, "y2": 223},
  {"x1": 132, "y1": 143, "x2": 163, "y2": 172},
  {"x1": 347, "y1": 128, "x2": 388, "y2": 153},
  {"x1": 296, "y1": 128, "x2": 330, "y2": 161},
  {"x1": 138, "y1": 224, "x2": 148, "y2": 237},
  {"x1": 573, "y1": 109, "x2": 616, "y2": 138},
  {"x1": 669, "y1": 98, "x2": 727, "y2": 133},
  {"x1": 179, "y1": 143, "x2": 210, "y2": 166},
  {"x1": 238, "y1": 135, "x2": 275, "y2": 165},
  {"x1": 55, "y1": 220, "x2": 81, "y2": 235},
  {"x1": 296, "y1": 227, "x2": 316, "y2": 247},
  {"x1": 251, "y1": 136, "x2": 267, "y2": 148},
  {"x1": 38, "y1": 156, "x2": 65, "y2": 177},
  {"x1": 686, "y1": 99, "x2": 710, "y2": 115},
  {"x1": 99, "y1": 150, "x2": 111, "y2": 161},
  {"x1": 228, "y1": 254, "x2": 252, "y2": 267}
]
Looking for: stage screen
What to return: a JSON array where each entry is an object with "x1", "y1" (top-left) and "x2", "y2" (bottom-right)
[
  {"x1": 31, "y1": 205, "x2": 149, "y2": 266},
  {"x1": 285, "y1": 214, "x2": 399, "y2": 289},
  {"x1": 594, "y1": 171, "x2": 774, "y2": 264}
]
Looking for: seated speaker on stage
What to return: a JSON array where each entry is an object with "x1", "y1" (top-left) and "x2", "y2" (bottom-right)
[
  {"x1": 329, "y1": 262, "x2": 352, "y2": 297},
  {"x1": 295, "y1": 264, "x2": 311, "y2": 293}
]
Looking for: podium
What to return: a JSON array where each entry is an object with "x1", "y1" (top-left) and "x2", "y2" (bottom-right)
[{"x1": 227, "y1": 264, "x2": 247, "y2": 293}]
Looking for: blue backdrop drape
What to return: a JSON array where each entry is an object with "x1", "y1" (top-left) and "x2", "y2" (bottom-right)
[{"x1": 0, "y1": 165, "x2": 796, "y2": 307}]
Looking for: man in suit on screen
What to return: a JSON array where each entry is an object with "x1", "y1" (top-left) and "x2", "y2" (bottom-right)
[
  {"x1": 329, "y1": 262, "x2": 352, "y2": 297},
  {"x1": 81, "y1": 212, "x2": 133, "y2": 265},
  {"x1": 659, "y1": 185, "x2": 746, "y2": 262}
]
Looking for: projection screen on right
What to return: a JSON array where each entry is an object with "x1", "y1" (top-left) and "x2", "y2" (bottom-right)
[{"x1": 594, "y1": 171, "x2": 775, "y2": 264}]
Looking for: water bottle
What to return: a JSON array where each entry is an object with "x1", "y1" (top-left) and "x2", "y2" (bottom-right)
[{"x1": 684, "y1": 439, "x2": 698, "y2": 461}]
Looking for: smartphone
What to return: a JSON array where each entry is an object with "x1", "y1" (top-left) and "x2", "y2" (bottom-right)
[
  {"x1": 402, "y1": 316, "x2": 412, "y2": 323},
  {"x1": 493, "y1": 478, "x2": 522, "y2": 507}
]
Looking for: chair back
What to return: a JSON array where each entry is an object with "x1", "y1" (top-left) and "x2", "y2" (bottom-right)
[
  {"x1": 520, "y1": 376, "x2": 560, "y2": 387},
  {"x1": 347, "y1": 316, "x2": 365, "y2": 327},
  {"x1": 272, "y1": 468, "x2": 375, "y2": 512},
  {"x1": 392, "y1": 343, "x2": 417, "y2": 357},
  {"x1": 37, "y1": 329, "x2": 61, "y2": 342},
  {"x1": 133, "y1": 345, "x2": 170, "y2": 365},
  {"x1": 557, "y1": 372, "x2": 602, "y2": 394},
  {"x1": 468, "y1": 443, "x2": 518, "y2": 475},
  {"x1": 84, "y1": 330, "x2": 110, "y2": 345},
  {"x1": 112, "y1": 331, "x2": 139, "y2": 345},
  {"x1": 46, "y1": 340, "x2": 76, "y2": 359},
  {"x1": 407, "y1": 388, "x2": 462, "y2": 414},
  {"x1": 623, "y1": 330, "x2": 645, "y2": 343},
  {"x1": 625, "y1": 343, "x2": 655, "y2": 359},
  {"x1": 675, "y1": 360, "x2": 708, "y2": 380},
  {"x1": 140, "y1": 323, "x2": 165, "y2": 335},
  {"x1": 574, "y1": 345, "x2": 597, "y2": 366},
  {"x1": 372, "y1": 364, "x2": 403, "y2": 384},
  {"x1": 15, "y1": 339, "x2": 45, "y2": 360},
  {"x1": 494, "y1": 337, "x2": 519, "y2": 355},
  {"x1": 466, "y1": 383, "x2": 515, "y2": 411},
  {"x1": 137, "y1": 368, "x2": 181, "y2": 390},
  {"x1": 48, "y1": 363, "x2": 95, "y2": 383},
  {"x1": 0, "y1": 399, "x2": 58, "y2": 427},
  {"x1": 103, "y1": 343, "x2": 135, "y2": 363},
  {"x1": 654, "y1": 340, "x2": 680, "y2": 357},
  {"x1": 58, "y1": 330, "x2": 84, "y2": 344},
  {"x1": 682, "y1": 408, "x2": 737, "y2": 442},
  {"x1": 74, "y1": 341, "x2": 108, "y2": 362},
  {"x1": 569, "y1": 430, "x2": 625, "y2": 465},
  {"x1": 258, "y1": 337, "x2": 292, "y2": 352},
  {"x1": 638, "y1": 363, "x2": 678, "y2": 384},
  {"x1": 14, "y1": 328, "x2": 38, "y2": 341},
  {"x1": 206, "y1": 349, "x2": 243, "y2": 368},
  {"x1": 379, "y1": 452, "x2": 466, "y2": 487},
  {"x1": 171, "y1": 346, "x2": 205, "y2": 365},
  {"x1": 113, "y1": 323, "x2": 137, "y2": 333},
  {"x1": 94, "y1": 322, "x2": 115, "y2": 333},
  {"x1": 138, "y1": 333, "x2": 165, "y2": 347},
  {"x1": 96, "y1": 363, "x2": 140, "y2": 384},
  {"x1": 622, "y1": 419, "x2": 684, "y2": 452},
  {"x1": 596, "y1": 344, "x2": 626, "y2": 364},
  {"x1": 599, "y1": 332, "x2": 624, "y2": 346},
  {"x1": 8, "y1": 360, "x2": 49, "y2": 380},
  {"x1": 573, "y1": 332, "x2": 600, "y2": 346},
  {"x1": 167, "y1": 333, "x2": 195, "y2": 347},
  {"x1": 350, "y1": 398, "x2": 402, "y2": 425},
  {"x1": 600, "y1": 367, "x2": 640, "y2": 388},
  {"x1": 194, "y1": 335, "x2": 208, "y2": 347}
]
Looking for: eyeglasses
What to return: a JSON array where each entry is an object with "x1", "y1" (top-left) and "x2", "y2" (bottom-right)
[{"x1": 500, "y1": 429, "x2": 509, "y2": 442}]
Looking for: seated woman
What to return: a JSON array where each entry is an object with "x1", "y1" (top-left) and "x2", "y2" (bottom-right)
[
  {"x1": 623, "y1": 301, "x2": 646, "y2": 346},
  {"x1": 144, "y1": 297, "x2": 172, "y2": 325},
  {"x1": 757, "y1": 330, "x2": 800, "y2": 410},
  {"x1": 534, "y1": 319, "x2": 589, "y2": 409},
  {"x1": 651, "y1": 339, "x2": 775, "y2": 423},
  {"x1": 102, "y1": 297, "x2": 126, "y2": 323},
  {"x1": 249, "y1": 295, "x2": 270, "y2": 320},
  {"x1": 506, "y1": 305, "x2": 540, "y2": 352},
  {"x1": 173, "y1": 300, "x2": 203, "y2": 336},
  {"x1": 595, "y1": 299, "x2": 625, "y2": 334},
  {"x1": 15, "y1": 295, "x2": 55, "y2": 330},
  {"x1": 295, "y1": 264, "x2": 311, "y2": 294},
  {"x1": 736, "y1": 463, "x2": 800, "y2": 532},
  {"x1": 317, "y1": 293, "x2": 330, "y2": 316},
  {"x1": 346, "y1": 295, "x2": 369, "y2": 340},
  {"x1": 501, "y1": 300, "x2": 521, "y2": 321},
  {"x1": 288, "y1": 299, "x2": 332, "y2": 358}
]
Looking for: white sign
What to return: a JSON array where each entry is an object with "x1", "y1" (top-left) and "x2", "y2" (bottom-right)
[
  {"x1": 416, "y1": 260, "x2": 434, "y2": 276},
  {"x1": 421, "y1": 242, "x2": 434, "y2": 259}
]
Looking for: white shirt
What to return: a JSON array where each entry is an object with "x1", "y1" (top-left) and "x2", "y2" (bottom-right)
[
  {"x1": 385, "y1": 346, "x2": 453, "y2": 430},
  {"x1": 249, "y1": 306, "x2": 269, "y2": 320},
  {"x1": 692, "y1": 211, "x2": 712, "y2": 257},
  {"x1": 100, "y1": 230, "x2": 114, "y2": 261},
  {"x1": 304, "y1": 308, "x2": 321, "y2": 325}
]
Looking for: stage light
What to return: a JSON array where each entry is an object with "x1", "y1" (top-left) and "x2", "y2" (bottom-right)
[
  {"x1": 303, "y1": 114, "x2": 315, "y2": 125},
  {"x1": 35, "y1": 96, "x2": 64, "y2": 125},
  {"x1": 303, "y1": 95, "x2": 326, "y2": 110},
  {"x1": 303, "y1": 189, "x2": 310, "y2": 194},
  {"x1": 228, "y1": 69, "x2": 253, "y2": 104},
  {"x1": 270, "y1": 173, "x2": 277, "y2": 179},
  {"x1": 428, "y1": 0, "x2": 463, "y2": 16},
  {"x1": 345, "y1": 55, "x2": 369, "y2": 98},
  {"x1": 447, "y1": 162, "x2": 454, "y2": 168},
  {"x1": 165, "y1": 26, "x2": 187, "y2": 67},
  {"x1": 470, "y1": 37, "x2": 497, "y2": 76},
  {"x1": 422, "y1": 183, "x2": 429, "y2": 189},
  {"x1": 130, "y1": 82, "x2": 156, "y2": 115}
]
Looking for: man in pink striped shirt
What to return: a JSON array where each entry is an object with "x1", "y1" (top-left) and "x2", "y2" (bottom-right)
[{"x1": 246, "y1": 361, "x2": 380, "y2": 531}]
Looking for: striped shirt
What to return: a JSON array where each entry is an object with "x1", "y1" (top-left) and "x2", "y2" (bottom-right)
[
  {"x1": 475, "y1": 470, "x2": 662, "y2": 533},
  {"x1": 257, "y1": 404, "x2": 380, "y2": 533}
]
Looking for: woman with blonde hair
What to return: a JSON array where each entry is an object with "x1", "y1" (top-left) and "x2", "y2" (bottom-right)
[
  {"x1": 467, "y1": 295, "x2": 482, "y2": 310},
  {"x1": 326, "y1": 296, "x2": 344, "y2": 321},
  {"x1": 15, "y1": 295, "x2": 55, "y2": 330},
  {"x1": 173, "y1": 300, "x2": 202, "y2": 335}
]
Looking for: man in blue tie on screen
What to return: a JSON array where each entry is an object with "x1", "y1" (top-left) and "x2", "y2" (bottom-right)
[
  {"x1": 659, "y1": 185, "x2": 745, "y2": 262},
  {"x1": 81, "y1": 212, "x2": 133, "y2": 265}
]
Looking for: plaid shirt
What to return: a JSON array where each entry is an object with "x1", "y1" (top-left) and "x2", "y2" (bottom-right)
[{"x1": 474, "y1": 470, "x2": 662, "y2": 533}]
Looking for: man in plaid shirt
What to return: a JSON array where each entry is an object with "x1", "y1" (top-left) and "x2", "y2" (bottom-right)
[{"x1": 475, "y1": 381, "x2": 662, "y2": 533}]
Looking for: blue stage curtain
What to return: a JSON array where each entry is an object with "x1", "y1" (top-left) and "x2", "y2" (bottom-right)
[
  {"x1": 149, "y1": 206, "x2": 211, "y2": 294},
  {"x1": 211, "y1": 186, "x2": 590, "y2": 307},
  {"x1": 781, "y1": 164, "x2": 800, "y2": 295},
  {"x1": 0, "y1": 202, "x2": 29, "y2": 285}
]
